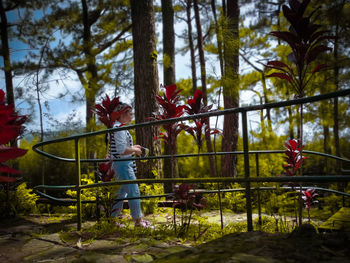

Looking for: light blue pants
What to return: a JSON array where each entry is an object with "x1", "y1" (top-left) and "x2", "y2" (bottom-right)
[{"x1": 111, "y1": 161, "x2": 143, "y2": 220}]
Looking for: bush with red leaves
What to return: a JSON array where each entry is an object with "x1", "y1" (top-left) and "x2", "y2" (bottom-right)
[{"x1": 0, "y1": 90, "x2": 27, "y2": 183}]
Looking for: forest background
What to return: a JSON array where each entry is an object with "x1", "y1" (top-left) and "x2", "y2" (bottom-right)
[{"x1": 1, "y1": 0, "x2": 350, "y2": 191}]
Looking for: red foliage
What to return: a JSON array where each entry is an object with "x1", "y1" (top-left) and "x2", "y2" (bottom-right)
[
  {"x1": 92, "y1": 95, "x2": 124, "y2": 128},
  {"x1": 172, "y1": 183, "x2": 206, "y2": 211},
  {"x1": 182, "y1": 89, "x2": 221, "y2": 150},
  {"x1": 153, "y1": 84, "x2": 185, "y2": 143},
  {"x1": 0, "y1": 175, "x2": 17, "y2": 183},
  {"x1": 0, "y1": 89, "x2": 27, "y2": 183},
  {"x1": 265, "y1": 0, "x2": 334, "y2": 97},
  {"x1": 284, "y1": 139, "x2": 306, "y2": 177},
  {"x1": 299, "y1": 188, "x2": 318, "y2": 211},
  {"x1": 97, "y1": 160, "x2": 115, "y2": 182}
]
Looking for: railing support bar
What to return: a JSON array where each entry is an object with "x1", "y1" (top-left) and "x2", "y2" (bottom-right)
[
  {"x1": 75, "y1": 138, "x2": 82, "y2": 231},
  {"x1": 242, "y1": 110, "x2": 253, "y2": 231}
]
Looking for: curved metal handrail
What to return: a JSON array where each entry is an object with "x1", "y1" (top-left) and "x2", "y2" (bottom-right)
[
  {"x1": 31, "y1": 88, "x2": 350, "y2": 231},
  {"x1": 33, "y1": 184, "x2": 350, "y2": 204},
  {"x1": 32, "y1": 88, "x2": 350, "y2": 161}
]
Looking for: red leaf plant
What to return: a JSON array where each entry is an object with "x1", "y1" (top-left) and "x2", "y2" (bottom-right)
[
  {"x1": 265, "y1": 0, "x2": 334, "y2": 98},
  {"x1": 298, "y1": 188, "x2": 318, "y2": 221},
  {"x1": 96, "y1": 160, "x2": 115, "y2": 182},
  {"x1": 92, "y1": 95, "x2": 122, "y2": 128},
  {"x1": 284, "y1": 139, "x2": 306, "y2": 177},
  {"x1": 266, "y1": 1, "x2": 332, "y2": 225},
  {"x1": 0, "y1": 89, "x2": 27, "y2": 183},
  {"x1": 92, "y1": 94, "x2": 123, "y2": 182},
  {"x1": 172, "y1": 183, "x2": 206, "y2": 211},
  {"x1": 153, "y1": 84, "x2": 185, "y2": 143},
  {"x1": 172, "y1": 183, "x2": 206, "y2": 237},
  {"x1": 181, "y1": 89, "x2": 221, "y2": 151}
]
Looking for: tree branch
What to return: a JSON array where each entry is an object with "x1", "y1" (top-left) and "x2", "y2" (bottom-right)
[{"x1": 98, "y1": 24, "x2": 132, "y2": 53}]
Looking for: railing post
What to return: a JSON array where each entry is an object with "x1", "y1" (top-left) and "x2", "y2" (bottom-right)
[
  {"x1": 242, "y1": 110, "x2": 253, "y2": 231},
  {"x1": 256, "y1": 153, "x2": 262, "y2": 227},
  {"x1": 75, "y1": 138, "x2": 82, "y2": 231},
  {"x1": 217, "y1": 183, "x2": 224, "y2": 230}
]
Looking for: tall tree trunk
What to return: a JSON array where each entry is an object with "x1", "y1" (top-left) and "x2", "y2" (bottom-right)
[
  {"x1": 221, "y1": 0, "x2": 239, "y2": 177},
  {"x1": 211, "y1": 0, "x2": 224, "y2": 175},
  {"x1": 162, "y1": 0, "x2": 177, "y2": 192},
  {"x1": 162, "y1": 0, "x2": 175, "y2": 86},
  {"x1": 193, "y1": 0, "x2": 216, "y2": 177},
  {"x1": 81, "y1": 0, "x2": 99, "y2": 163},
  {"x1": 185, "y1": 0, "x2": 197, "y2": 93},
  {"x1": 131, "y1": 0, "x2": 161, "y2": 179},
  {"x1": 0, "y1": 0, "x2": 14, "y2": 107}
]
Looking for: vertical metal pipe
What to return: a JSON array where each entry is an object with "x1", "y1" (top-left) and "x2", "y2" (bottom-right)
[
  {"x1": 256, "y1": 153, "x2": 262, "y2": 227},
  {"x1": 217, "y1": 183, "x2": 224, "y2": 229},
  {"x1": 242, "y1": 110, "x2": 253, "y2": 231},
  {"x1": 75, "y1": 138, "x2": 82, "y2": 230},
  {"x1": 94, "y1": 161, "x2": 100, "y2": 221}
]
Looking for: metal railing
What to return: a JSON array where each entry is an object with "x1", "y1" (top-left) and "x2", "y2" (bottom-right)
[{"x1": 33, "y1": 88, "x2": 350, "y2": 231}]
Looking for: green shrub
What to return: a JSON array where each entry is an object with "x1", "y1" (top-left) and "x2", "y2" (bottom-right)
[
  {"x1": 65, "y1": 172, "x2": 120, "y2": 219},
  {"x1": 0, "y1": 182, "x2": 39, "y2": 217},
  {"x1": 139, "y1": 183, "x2": 164, "y2": 215},
  {"x1": 205, "y1": 183, "x2": 246, "y2": 212}
]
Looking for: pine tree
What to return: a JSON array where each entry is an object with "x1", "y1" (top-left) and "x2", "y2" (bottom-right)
[{"x1": 131, "y1": 0, "x2": 161, "y2": 179}]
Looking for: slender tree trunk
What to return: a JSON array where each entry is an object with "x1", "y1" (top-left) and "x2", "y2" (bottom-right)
[
  {"x1": 0, "y1": 0, "x2": 14, "y2": 107},
  {"x1": 185, "y1": 0, "x2": 197, "y2": 93},
  {"x1": 323, "y1": 124, "x2": 331, "y2": 172},
  {"x1": 131, "y1": 0, "x2": 161, "y2": 179},
  {"x1": 193, "y1": 0, "x2": 216, "y2": 177},
  {"x1": 261, "y1": 74, "x2": 272, "y2": 132},
  {"x1": 221, "y1": 0, "x2": 239, "y2": 177},
  {"x1": 211, "y1": 0, "x2": 224, "y2": 78},
  {"x1": 331, "y1": 2, "x2": 343, "y2": 196},
  {"x1": 35, "y1": 39, "x2": 50, "y2": 187},
  {"x1": 240, "y1": 52, "x2": 272, "y2": 133},
  {"x1": 162, "y1": 0, "x2": 177, "y2": 191},
  {"x1": 333, "y1": 20, "x2": 340, "y2": 168},
  {"x1": 287, "y1": 107, "x2": 294, "y2": 139}
]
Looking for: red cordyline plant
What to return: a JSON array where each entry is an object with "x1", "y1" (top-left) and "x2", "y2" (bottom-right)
[
  {"x1": 92, "y1": 94, "x2": 122, "y2": 182},
  {"x1": 266, "y1": 0, "x2": 334, "y2": 158},
  {"x1": 284, "y1": 139, "x2": 306, "y2": 178},
  {"x1": 152, "y1": 84, "x2": 185, "y2": 183},
  {"x1": 266, "y1": 0, "x2": 334, "y2": 98},
  {"x1": 0, "y1": 90, "x2": 27, "y2": 183},
  {"x1": 92, "y1": 95, "x2": 122, "y2": 129},
  {"x1": 172, "y1": 183, "x2": 206, "y2": 211},
  {"x1": 266, "y1": 0, "x2": 333, "y2": 225},
  {"x1": 181, "y1": 89, "x2": 221, "y2": 152},
  {"x1": 153, "y1": 84, "x2": 185, "y2": 143},
  {"x1": 172, "y1": 183, "x2": 206, "y2": 237},
  {"x1": 298, "y1": 188, "x2": 318, "y2": 221}
]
